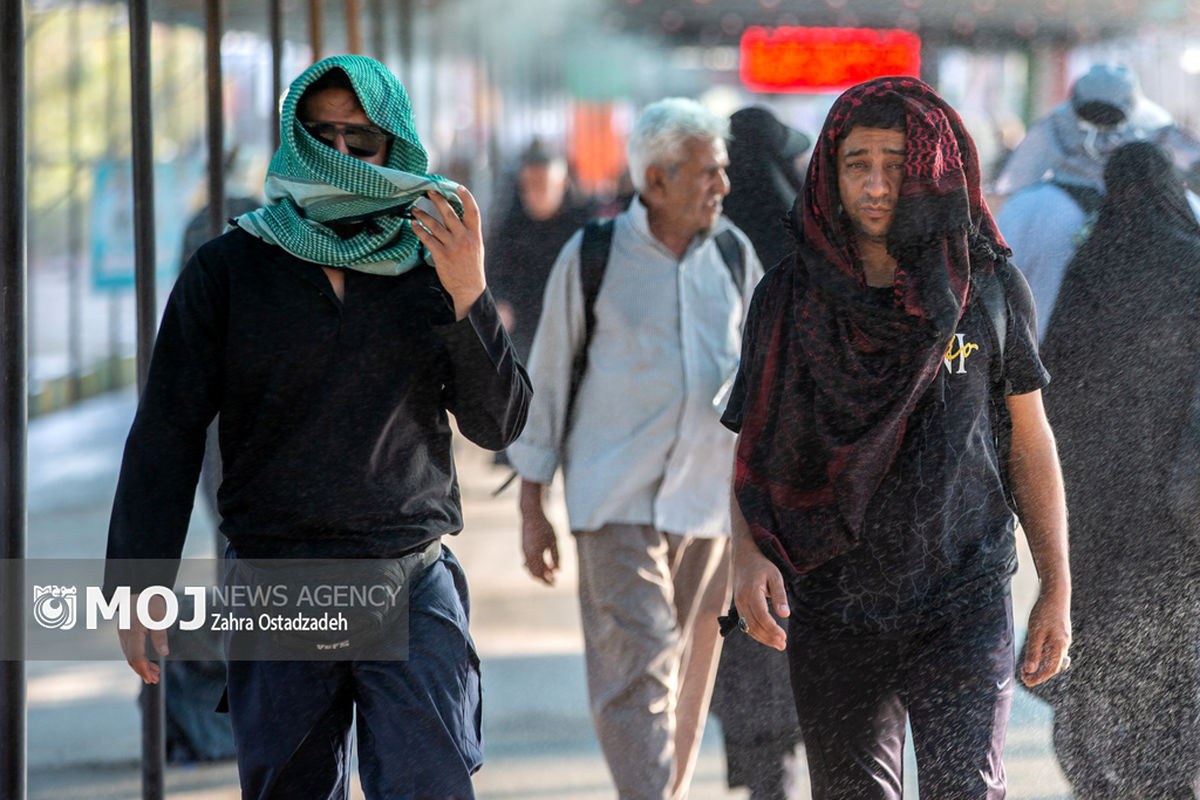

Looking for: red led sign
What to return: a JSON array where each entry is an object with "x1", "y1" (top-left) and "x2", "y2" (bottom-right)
[{"x1": 740, "y1": 26, "x2": 922, "y2": 93}]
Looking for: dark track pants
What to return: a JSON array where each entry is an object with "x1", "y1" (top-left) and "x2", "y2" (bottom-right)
[
  {"x1": 225, "y1": 547, "x2": 482, "y2": 800},
  {"x1": 787, "y1": 594, "x2": 1014, "y2": 800}
]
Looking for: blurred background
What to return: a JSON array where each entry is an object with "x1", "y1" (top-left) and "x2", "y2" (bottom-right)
[
  {"x1": 10, "y1": 1, "x2": 1200, "y2": 797},
  {"x1": 21, "y1": 0, "x2": 1200, "y2": 411}
]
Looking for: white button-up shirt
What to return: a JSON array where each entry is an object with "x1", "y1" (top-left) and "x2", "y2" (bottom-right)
[{"x1": 507, "y1": 196, "x2": 762, "y2": 538}]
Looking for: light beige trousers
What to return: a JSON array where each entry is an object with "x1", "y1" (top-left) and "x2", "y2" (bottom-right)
[{"x1": 575, "y1": 523, "x2": 731, "y2": 800}]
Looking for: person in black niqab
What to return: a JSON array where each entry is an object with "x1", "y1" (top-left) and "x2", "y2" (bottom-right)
[
  {"x1": 710, "y1": 104, "x2": 810, "y2": 800},
  {"x1": 722, "y1": 106, "x2": 809, "y2": 270},
  {"x1": 1038, "y1": 140, "x2": 1200, "y2": 798}
]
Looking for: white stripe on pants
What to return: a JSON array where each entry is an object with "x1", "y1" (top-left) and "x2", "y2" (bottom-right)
[{"x1": 575, "y1": 523, "x2": 731, "y2": 800}]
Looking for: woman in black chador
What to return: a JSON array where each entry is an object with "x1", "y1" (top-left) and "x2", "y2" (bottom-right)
[
  {"x1": 721, "y1": 106, "x2": 809, "y2": 270},
  {"x1": 1039, "y1": 140, "x2": 1200, "y2": 798},
  {"x1": 711, "y1": 105, "x2": 809, "y2": 800}
]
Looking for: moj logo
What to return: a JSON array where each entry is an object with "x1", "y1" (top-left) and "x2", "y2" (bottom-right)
[
  {"x1": 33, "y1": 585, "x2": 78, "y2": 630},
  {"x1": 88, "y1": 587, "x2": 207, "y2": 632}
]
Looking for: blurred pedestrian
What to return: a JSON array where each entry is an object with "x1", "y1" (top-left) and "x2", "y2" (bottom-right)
[
  {"x1": 995, "y1": 63, "x2": 1200, "y2": 341},
  {"x1": 725, "y1": 76, "x2": 1071, "y2": 799},
  {"x1": 487, "y1": 140, "x2": 594, "y2": 361},
  {"x1": 177, "y1": 148, "x2": 261, "y2": 530},
  {"x1": 509, "y1": 97, "x2": 763, "y2": 800},
  {"x1": 722, "y1": 105, "x2": 809, "y2": 268},
  {"x1": 709, "y1": 104, "x2": 808, "y2": 800},
  {"x1": 179, "y1": 148, "x2": 262, "y2": 275},
  {"x1": 1038, "y1": 140, "x2": 1200, "y2": 798},
  {"x1": 103, "y1": 55, "x2": 530, "y2": 798}
]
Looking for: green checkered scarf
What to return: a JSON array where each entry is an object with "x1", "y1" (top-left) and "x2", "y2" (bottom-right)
[{"x1": 236, "y1": 55, "x2": 462, "y2": 276}]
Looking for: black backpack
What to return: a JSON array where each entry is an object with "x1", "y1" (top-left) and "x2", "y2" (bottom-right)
[{"x1": 563, "y1": 218, "x2": 746, "y2": 441}]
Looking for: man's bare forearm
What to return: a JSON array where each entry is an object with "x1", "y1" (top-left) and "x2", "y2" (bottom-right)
[
  {"x1": 1006, "y1": 390, "x2": 1071, "y2": 685},
  {"x1": 729, "y1": 443, "x2": 789, "y2": 648},
  {"x1": 1007, "y1": 392, "x2": 1070, "y2": 594},
  {"x1": 520, "y1": 479, "x2": 547, "y2": 515}
]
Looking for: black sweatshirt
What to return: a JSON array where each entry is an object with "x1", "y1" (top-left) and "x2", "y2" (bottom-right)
[{"x1": 105, "y1": 228, "x2": 530, "y2": 589}]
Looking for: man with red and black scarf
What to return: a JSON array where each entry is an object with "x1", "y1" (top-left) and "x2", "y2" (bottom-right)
[{"x1": 721, "y1": 77, "x2": 1071, "y2": 798}]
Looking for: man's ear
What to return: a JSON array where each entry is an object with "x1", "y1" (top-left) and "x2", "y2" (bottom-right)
[{"x1": 642, "y1": 164, "x2": 669, "y2": 201}]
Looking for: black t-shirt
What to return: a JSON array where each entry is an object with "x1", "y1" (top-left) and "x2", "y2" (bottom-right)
[{"x1": 723, "y1": 263, "x2": 1047, "y2": 632}]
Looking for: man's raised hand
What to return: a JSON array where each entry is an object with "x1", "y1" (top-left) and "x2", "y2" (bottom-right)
[{"x1": 410, "y1": 186, "x2": 486, "y2": 321}]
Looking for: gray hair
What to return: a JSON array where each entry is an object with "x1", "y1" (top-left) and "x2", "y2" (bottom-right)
[{"x1": 627, "y1": 98, "x2": 729, "y2": 192}]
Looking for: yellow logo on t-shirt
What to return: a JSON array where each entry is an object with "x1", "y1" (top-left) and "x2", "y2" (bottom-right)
[{"x1": 943, "y1": 333, "x2": 979, "y2": 375}]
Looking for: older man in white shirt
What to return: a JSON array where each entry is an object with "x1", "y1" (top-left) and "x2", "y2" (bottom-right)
[{"x1": 508, "y1": 97, "x2": 763, "y2": 800}]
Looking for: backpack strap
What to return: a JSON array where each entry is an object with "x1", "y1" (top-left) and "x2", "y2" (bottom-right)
[
  {"x1": 564, "y1": 219, "x2": 615, "y2": 444},
  {"x1": 714, "y1": 229, "x2": 746, "y2": 294},
  {"x1": 971, "y1": 266, "x2": 1008, "y2": 389},
  {"x1": 971, "y1": 265, "x2": 1014, "y2": 504},
  {"x1": 578, "y1": 219, "x2": 614, "y2": 351},
  {"x1": 1052, "y1": 181, "x2": 1104, "y2": 216},
  {"x1": 1051, "y1": 180, "x2": 1103, "y2": 248}
]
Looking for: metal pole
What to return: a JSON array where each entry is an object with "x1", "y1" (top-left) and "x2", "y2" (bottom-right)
[
  {"x1": 371, "y1": 0, "x2": 386, "y2": 62},
  {"x1": 23, "y1": 7, "x2": 36, "y2": 410},
  {"x1": 345, "y1": 0, "x2": 362, "y2": 55},
  {"x1": 398, "y1": 0, "x2": 414, "y2": 85},
  {"x1": 432, "y1": 0, "x2": 449, "y2": 156},
  {"x1": 0, "y1": 0, "x2": 27, "y2": 796},
  {"x1": 205, "y1": 0, "x2": 224, "y2": 241},
  {"x1": 67, "y1": 0, "x2": 83, "y2": 402},
  {"x1": 308, "y1": 0, "x2": 323, "y2": 63},
  {"x1": 203, "y1": 0, "x2": 227, "y2": 582},
  {"x1": 128, "y1": 1, "x2": 165, "y2": 797},
  {"x1": 129, "y1": 1, "x2": 157, "y2": 390},
  {"x1": 269, "y1": 0, "x2": 283, "y2": 152},
  {"x1": 105, "y1": 6, "x2": 123, "y2": 389}
]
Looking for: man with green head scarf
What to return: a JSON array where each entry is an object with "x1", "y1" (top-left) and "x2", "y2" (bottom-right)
[{"x1": 103, "y1": 55, "x2": 531, "y2": 798}]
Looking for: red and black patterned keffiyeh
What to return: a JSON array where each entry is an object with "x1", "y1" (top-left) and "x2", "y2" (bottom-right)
[{"x1": 734, "y1": 76, "x2": 1010, "y2": 577}]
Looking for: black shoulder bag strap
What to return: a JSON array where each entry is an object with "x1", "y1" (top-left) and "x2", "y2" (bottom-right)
[
  {"x1": 1052, "y1": 181, "x2": 1104, "y2": 217},
  {"x1": 972, "y1": 267, "x2": 1007, "y2": 378},
  {"x1": 972, "y1": 265, "x2": 1014, "y2": 503},
  {"x1": 714, "y1": 229, "x2": 746, "y2": 295},
  {"x1": 562, "y1": 218, "x2": 615, "y2": 447},
  {"x1": 1052, "y1": 180, "x2": 1104, "y2": 248}
]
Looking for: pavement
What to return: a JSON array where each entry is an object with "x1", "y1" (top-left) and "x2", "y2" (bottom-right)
[{"x1": 23, "y1": 388, "x2": 1073, "y2": 799}]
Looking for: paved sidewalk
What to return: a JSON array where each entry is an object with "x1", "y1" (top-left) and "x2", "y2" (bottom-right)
[{"x1": 24, "y1": 389, "x2": 1071, "y2": 798}]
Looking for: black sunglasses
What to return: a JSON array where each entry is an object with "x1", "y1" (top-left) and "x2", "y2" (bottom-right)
[{"x1": 302, "y1": 121, "x2": 394, "y2": 158}]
